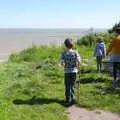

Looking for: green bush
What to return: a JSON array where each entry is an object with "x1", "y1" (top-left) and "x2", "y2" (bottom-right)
[
  {"x1": 9, "y1": 45, "x2": 62, "y2": 63},
  {"x1": 77, "y1": 34, "x2": 96, "y2": 47},
  {"x1": 108, "y1": 22, "x2": 120, "y2": 33},
  {"x1": 77, "y1": 32, "x2": 115, "y2": 47}
]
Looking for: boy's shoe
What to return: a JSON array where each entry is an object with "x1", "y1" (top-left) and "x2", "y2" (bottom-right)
[
  {"x1": 71, "y1": 99, "x2": 76, "y2": 105},
  {"x1": 65, "y1": 100, "x2": 71, "y2": 107},
  {"x1": 65, "y1": 100, "x2": 69, "y2": 103},
  {"x1": 65, "y1": 98, "x2": 70, "y2": 103}
]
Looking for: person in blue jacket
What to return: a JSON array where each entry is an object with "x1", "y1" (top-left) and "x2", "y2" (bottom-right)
[{"x1": 94, "y1": 36, "x2": 106, "y2": 72}]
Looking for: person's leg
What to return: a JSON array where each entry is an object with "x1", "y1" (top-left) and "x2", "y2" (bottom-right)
[
  {"x1": 96, "y1": 56, "x2": 99, "y2": 72},
  {"x1": 115, "y1": 62, "x2": 120, "y2": 79},
  {"x1": 99, "y1": 56, "x2": 102, "y2": 72},
  {"x1": 70, "y1": 73, "x2": 77, "y2": 103},
  {"x1": 118, "y1": 63, "x2": 120, "y2": 77},
  {"x1": 113, "y1": 62, "x2": 117, "y2": 80},
  {"x1": 96, "y1": 56, "x2": 102, "y2": 72},
  {"x1": 64, "y1": 73, "x2": 70, "y2": 102}
]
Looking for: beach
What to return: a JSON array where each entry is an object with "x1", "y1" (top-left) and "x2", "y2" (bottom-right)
[{"x1": 0, "y1": 28, "x2": 106, "y2": 59}]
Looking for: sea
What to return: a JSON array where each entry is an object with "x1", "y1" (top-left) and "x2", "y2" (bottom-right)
[{"x1": 0, "y1": 28, "x2": 106, "y2": 59}]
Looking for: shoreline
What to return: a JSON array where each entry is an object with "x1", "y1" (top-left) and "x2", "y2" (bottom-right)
[
  {"x1": 0, "y1": 58, "x2": 8, "y2": 63},
  {"x1": 0, "y1": 53, "x2": 9, "y2": 63}
]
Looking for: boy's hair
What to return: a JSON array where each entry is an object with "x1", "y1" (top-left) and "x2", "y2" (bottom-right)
[
  {"x1": 115, "y1": 27, "x2": 120, "y2": 34},
  {"x1": 64, "y1": 38, "x2": 74, "y2": 49}
]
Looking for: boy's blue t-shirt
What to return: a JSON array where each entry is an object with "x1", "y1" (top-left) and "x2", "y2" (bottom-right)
[{"x1": 61, "y1": 49, "x2": 81, "y2": 73}]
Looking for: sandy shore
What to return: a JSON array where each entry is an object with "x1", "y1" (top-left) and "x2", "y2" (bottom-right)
[{"x1": 0, "y1": 53, "x2": 9, "y2": 62}]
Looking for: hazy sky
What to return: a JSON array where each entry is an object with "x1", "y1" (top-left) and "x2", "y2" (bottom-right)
[{"x1": 0, "y1": 0, "x2": 120, "y2": 28}]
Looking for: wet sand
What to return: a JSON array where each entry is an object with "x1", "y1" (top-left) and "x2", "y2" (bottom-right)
[{"x1": 0, "y1": 28, "x2": 106, "y2": 58}]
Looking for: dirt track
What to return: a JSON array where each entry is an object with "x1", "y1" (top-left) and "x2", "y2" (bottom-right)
[{"x1": 66, "y1": 105, "x2": 120, "y2": 120}]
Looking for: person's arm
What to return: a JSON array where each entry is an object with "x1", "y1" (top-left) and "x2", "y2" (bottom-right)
[
  {"x1": 76, "y1": 51, "x2": 81, "y2": 68},
  {"x1": 93, "y1": 46, "x2": 97, "y2": 57},
  {"x1": 94, "y1": 44, "x2": 97, "y2": 57},
  {"x1": 103, "y1": 43, "x2": 106, "y2": 58},
  {"x1": 61, "y1": 60, "x2": 65, "y2": 67},
  {"x1": 106, "y1": 39, "x2": 114, "y2": 56},
  {"x1": 60, "y1": 52, "x2": 65, "y2": 67}
]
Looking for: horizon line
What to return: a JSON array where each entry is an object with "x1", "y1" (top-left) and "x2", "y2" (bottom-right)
[{"x1": 0, "y1": 27, "x2": 109, "y2": 29}]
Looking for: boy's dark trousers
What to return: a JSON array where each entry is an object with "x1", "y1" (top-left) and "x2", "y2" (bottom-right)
[{"x1": 64, "y1": 73, "x2": 76, "y2": 102}]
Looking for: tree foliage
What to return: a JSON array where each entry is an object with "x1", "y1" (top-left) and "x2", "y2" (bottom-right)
[
  {"x1": 108, "y1": 22, "x2": 120, "y2": 33},
  {"x1": 77, "y1": 32, "x2": 114, "y2": 47}
]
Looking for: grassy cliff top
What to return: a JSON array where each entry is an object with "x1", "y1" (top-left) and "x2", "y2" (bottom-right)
[{"x1": 0, "y1": 44, "x2": 120, "y2": 120}]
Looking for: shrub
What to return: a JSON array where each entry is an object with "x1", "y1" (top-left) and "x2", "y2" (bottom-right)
[
  {"x1": 77, "y1": 32, "x2": 115, "y2": 47},
  {"x1": 9, "y1": 44, "x2": 62, "y2": 63},
  {"x1": 108, "y1": 22, "x2": 120, "y2": 33},
  {"x1": 77, "y1": 34, "x2": 96, "y2": 47}
]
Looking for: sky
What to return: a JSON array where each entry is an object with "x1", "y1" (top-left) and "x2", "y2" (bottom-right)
[{"x1": 0, "y1": 0, "x2": 120, "y2": 28}]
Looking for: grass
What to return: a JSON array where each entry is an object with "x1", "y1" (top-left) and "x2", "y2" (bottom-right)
[
  {"x1": 0, "y1": 45, "x2": 120, "y2": 120},
  {"x1": 0, "y1": 45, "x2": 67, "y2": 120}
]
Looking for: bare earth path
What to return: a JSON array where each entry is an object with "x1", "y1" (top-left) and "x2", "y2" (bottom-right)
[{"x1": 66, "y1": 105, "x2": 120, "y2": 120}]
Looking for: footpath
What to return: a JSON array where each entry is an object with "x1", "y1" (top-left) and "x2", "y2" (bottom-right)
[
  {"x1": 66, "y1": 60, "x2": 120, "y2": 120},
  {"x1": 66, "y1": 105, "x2": 120, "y2": 120}
]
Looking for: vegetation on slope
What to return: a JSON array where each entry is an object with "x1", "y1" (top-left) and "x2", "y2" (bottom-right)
[{"x1": 1, "y1": 27, "x2": 120, "y2": 119}]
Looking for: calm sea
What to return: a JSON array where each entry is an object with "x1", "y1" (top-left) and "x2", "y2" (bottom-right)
[{"x1": 0, "y1": 28, "x2": 106, "y2": 59}]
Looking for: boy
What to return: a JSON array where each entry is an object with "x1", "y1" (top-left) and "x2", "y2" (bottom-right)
[{"x1": 60, "y1": 38, "x2": 81, "y2": 104}]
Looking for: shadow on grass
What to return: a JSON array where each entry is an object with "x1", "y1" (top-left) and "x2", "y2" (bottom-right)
[
  {"x1": 13, "y1": 96, "x2": 68, "y2": 107},
  {"x1": 80, "y1": 77, "x2": 107, "y2": 84},
  {"x1": 80, "y1": 69, "x2": 93, "y2": 74},
  {"x1": 101, "y1": 81, "x2": 120, "y2": 95},
  {"x1": 90, "y1": 80, "x2": 120, "y2": 95}
]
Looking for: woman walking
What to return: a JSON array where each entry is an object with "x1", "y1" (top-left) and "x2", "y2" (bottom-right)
[{"x1": 106, "y1": 27, "x2": 120, "y2": 82}]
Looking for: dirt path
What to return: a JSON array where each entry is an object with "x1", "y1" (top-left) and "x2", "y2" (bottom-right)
[{"x1": 66, "y1": 105, "x2": 120, "y2": 120}]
